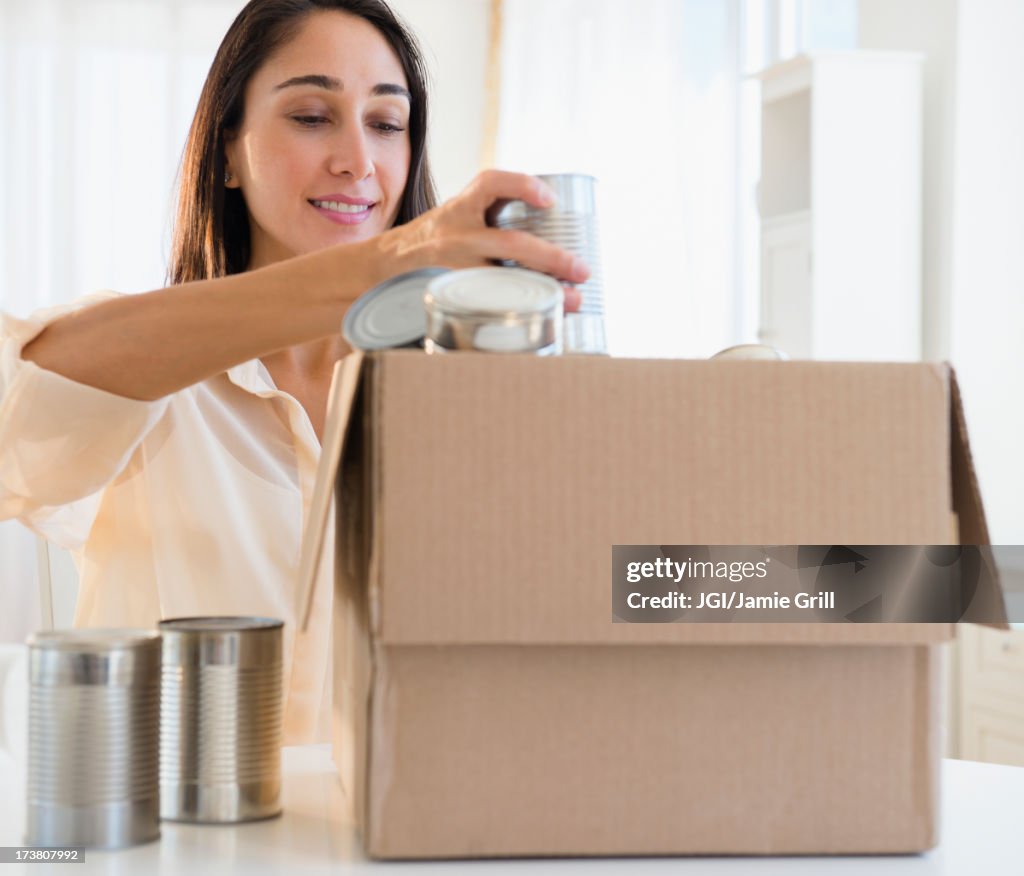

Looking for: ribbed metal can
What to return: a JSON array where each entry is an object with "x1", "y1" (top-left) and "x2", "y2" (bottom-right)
[
  {"x1": 26, "y1": 629, "x2": 161, "y2": 850},
  {"x1": 158, "y1": 617, "x2": 283, "y2": 823},
  {"x1": 492, "y1": 173, "x2": 608, "y2": 355}
]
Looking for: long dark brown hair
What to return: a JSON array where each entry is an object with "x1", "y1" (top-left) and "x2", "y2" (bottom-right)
[{"x1": 168, "y1": 0, "x2": 437, "y2": 284}]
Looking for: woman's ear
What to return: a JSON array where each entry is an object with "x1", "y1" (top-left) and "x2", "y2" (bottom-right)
[{"x1": 223, "y1": 130, "x2": 241, "y2": 189}]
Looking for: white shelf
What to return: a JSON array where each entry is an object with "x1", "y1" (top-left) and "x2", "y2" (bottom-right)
[
  {"x1": 757, "y1": 51, "x2": 924, "y2": 361},
  {"x1": 753, "y1": 51, "x2": 927, "y2": 102}
]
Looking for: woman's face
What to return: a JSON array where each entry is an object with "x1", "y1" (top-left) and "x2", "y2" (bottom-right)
[{"x1": 224, "y1": 10, "x2": 412, "y2": 268}]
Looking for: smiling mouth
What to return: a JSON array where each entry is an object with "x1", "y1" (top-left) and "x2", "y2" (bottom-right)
[{"x1": 309, "y1": 199, "x2": 374, "y2": 214}]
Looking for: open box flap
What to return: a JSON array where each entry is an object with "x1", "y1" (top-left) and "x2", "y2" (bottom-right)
[
  {"x1": 948, "y1": 367, "x2": 1009, "y2": 630},
  {"x1": 297, "y1": 351, "x2": 365, "y2": 632}
]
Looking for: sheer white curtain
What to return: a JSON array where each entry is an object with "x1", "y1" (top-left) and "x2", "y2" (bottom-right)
[
  {"x1": 494, "y1": 0, "x2": 856, "y2": 359},
  {"x1": 0, "y1": 0, "x2": 245, "y2": 318},
  {"x1": 495, "y1": 0, "x2": 743, "y2": 359},
  {"x1": 0, "y1": 0, "x2": 245, "y2": 642}
]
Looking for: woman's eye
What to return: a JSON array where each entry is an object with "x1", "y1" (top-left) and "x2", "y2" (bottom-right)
[
  {"x1": 373, "y1": 122, "x2": 406, "y2": 136},
  {"x1": 291, "y1": 115, "x2": 329, "y2": 127}
]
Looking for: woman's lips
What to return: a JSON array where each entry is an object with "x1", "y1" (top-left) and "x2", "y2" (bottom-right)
[{"x1": 309, "y1": 199, "x2": 375, "y2": 226}]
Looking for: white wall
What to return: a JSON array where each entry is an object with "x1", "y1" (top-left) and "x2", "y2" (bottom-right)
[
  {"x1": 859, "y1": 0, "x2": 958, "y2": 364},
  {"x1": 860, "y1": 0, "x2": 1024, "y2": 544},
  {"x1": 948, "y1": 0, "x2": 1024, "y2": 546},
  {"x1": 388, "y1": 0, "x2": 492, "y2": 199},
  {"x1": 0, "y1": 528, "x2": 42, "y2": 643}
]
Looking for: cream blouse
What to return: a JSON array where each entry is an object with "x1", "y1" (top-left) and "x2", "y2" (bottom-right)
[{"x1": 0, "y1": 292, "x2": 334, "y2": 745}]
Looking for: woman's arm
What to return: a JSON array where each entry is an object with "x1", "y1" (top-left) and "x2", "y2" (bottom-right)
[{"x1": 21, "y1": 171, "x2": 588, "y2": 401}]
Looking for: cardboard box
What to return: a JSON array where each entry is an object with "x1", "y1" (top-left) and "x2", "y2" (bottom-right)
[{"x1": 300, "y1": 351, "x2": 1007, "y2": 859}]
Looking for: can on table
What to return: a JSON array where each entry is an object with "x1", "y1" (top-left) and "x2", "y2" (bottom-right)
[
  {"x1": 491, "y1": 172, "x2": 607, "y2": 355},
  {"x1": 159, "y1": 617, "x2": 283, "y2": 823},
  {"x1": 26, "y1": 629, "x2": 162, "y2": 850},
  {"x1": 424, "y1": 267, "x2": 563, "y2": 355}
]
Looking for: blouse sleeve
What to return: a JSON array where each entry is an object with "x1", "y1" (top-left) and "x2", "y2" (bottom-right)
[{"x1": 0, "y1": 292, "x2": 171, "y2": 548}]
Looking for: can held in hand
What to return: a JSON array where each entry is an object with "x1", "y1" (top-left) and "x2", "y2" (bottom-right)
[
  {"x1": 491, "y1": 173, "x2": 607, "y2": 355},
  {"x1": 26, "y1": 629, "x2": 162, "y2": 850},
  {"x1": 159, "y1": 617, "x2": 283, "y2": 823},
  {"x1": 424, "y1": 267, "x2": 563, "y2": 355}
]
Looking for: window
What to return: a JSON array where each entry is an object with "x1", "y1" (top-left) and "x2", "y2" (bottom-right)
[{"x1": 495, "y1": 0, "x2": 856, "y2": 357}]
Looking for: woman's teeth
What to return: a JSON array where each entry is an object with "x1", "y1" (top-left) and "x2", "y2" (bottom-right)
[{"x1": 311, "y1": 200, "x2": 371, "y2": 214}]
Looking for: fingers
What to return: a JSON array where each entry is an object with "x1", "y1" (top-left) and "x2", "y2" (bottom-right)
[
  {"x1": 562, "y1": 284, "x2": 582, "y2": 313},
  {"x1": 468, "y1": 228, "x2": 591, "y2": 285},
  {"x1": 468, "y1": 169, "x2": 557, "y2": 218},
  {"x1": 403, "y1": 170, "x2": 587, "y2": 287},
  {"x1": 464, "y1": 171, "x2": 588, "y2": 286}
]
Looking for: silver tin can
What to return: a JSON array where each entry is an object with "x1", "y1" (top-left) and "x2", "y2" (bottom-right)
[
  {"x1": 424, "y1": 268, "x2": 563, "y2": 355},
  {"x1": 711, "y1": 343, "x2": 789, "y2": 360},
  {"x1": 492, "y1": 173, "x2": 607, "y2": 355},
  {"x1": 26, "y1": 629, "x2": 161, "y2": 850},
  {"x1": 343, "y1": 267, "x2": 451, "y2": 351},
  {"x1": 159, "y1": 617, "x2": 283, "y2": 824}
]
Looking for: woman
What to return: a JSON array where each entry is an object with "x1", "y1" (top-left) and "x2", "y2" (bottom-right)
[{"x1": 0, "y1": 0, "x2": 587, "y2": 743}]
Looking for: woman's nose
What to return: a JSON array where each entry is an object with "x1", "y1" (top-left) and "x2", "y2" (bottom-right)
[{"x1": 328, "y1": 123, "x2": 374, "y2": 179}]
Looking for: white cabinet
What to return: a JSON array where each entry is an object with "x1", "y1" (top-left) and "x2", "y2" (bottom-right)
[
  {"x1": 761, "y1": 212, "x2": 813, "y2": 358},
  {"x1": 756, "y1": 52, "x2": 923, "y2": 360},
  {"x1": 958, "y1": 624, "x2": 1024, "y2": 767}
]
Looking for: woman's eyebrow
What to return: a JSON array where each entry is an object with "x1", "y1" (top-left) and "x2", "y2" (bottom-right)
[
  {"x1": 273, "y1": 74, "x2": 411, "y2": 101},
  {"x1": 373, "y1": 83, "x2": 412, "y2": 101}
]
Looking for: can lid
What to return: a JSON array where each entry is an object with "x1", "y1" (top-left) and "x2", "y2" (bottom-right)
[
  {"x1": 343, "y1": 268, "x2": 450, "y2": 350},
  {"x1": 27, "y1": 629, "x2": 160, "y2": 651},
  {"x1": 710, "y1": 343, "x2": 789, "y2": 361},
  {"x1": 159, "y1": 616, "x2": 283, "y2": 632},
  {"x1": 425, "y1": 268, "x2": 563, "y2": 317}
]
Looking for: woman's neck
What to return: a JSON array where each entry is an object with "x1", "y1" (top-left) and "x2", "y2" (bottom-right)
[{"x1": 263, "y1": 335, "x2": 350, "y2": 382}]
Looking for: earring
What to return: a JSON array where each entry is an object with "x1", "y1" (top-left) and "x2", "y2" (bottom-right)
[{"x1": 224, "y1": 171, "x2": 233, "y2": 184}]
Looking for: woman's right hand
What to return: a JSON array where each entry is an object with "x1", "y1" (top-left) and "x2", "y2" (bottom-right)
[{"x1": 380, "y1": 170, "x2": 591, "y2": 295}]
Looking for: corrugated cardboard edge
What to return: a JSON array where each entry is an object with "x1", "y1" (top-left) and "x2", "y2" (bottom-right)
[
  {"x1": 298, "y1": 351, "x2": 365, "y2": 632},
  {"x1": 947, "y1": 365, "x2": 1009, "y2": 630},
  {"x1": 948, "y1": 366, "x2": 990, "y2": 545},
  {"x1": 301, "y1": 352, "x2": 377, "y2": 847},
  {"x1": 317, "y1": 352, "x2": 383, "y2": 850},
  {"x1": 327, "y1": 352, "x2": 376, "y2": 846},
  {"x1": 911, "y1": 645, "x2": 942, "y2": 853},
  {"x1": 367, "y1": 355, "x2": 385, "y2": 640},
  {"x1": 365, "y1": 354, "x2": 385, "y2": 851}
]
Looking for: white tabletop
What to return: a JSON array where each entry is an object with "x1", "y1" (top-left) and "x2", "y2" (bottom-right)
[{"x1": 1, "y1": 745, "x2": 1022, "y2": 874}]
